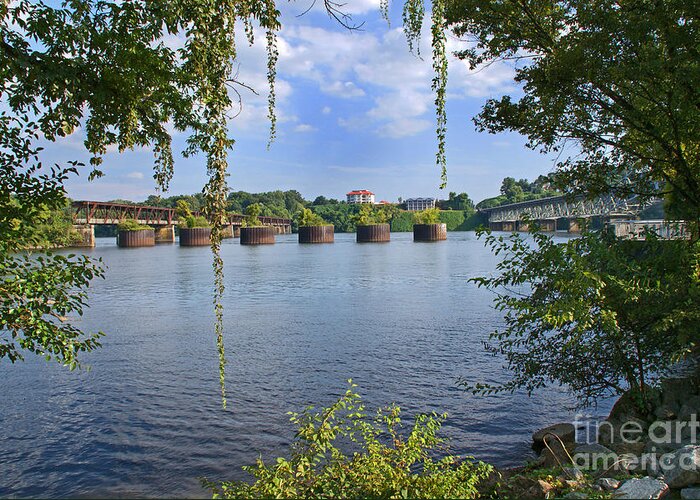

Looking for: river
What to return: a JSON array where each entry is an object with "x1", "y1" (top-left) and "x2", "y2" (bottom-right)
[{"x1": 0, "y1": 231, "x2": 604, "y2": 497}]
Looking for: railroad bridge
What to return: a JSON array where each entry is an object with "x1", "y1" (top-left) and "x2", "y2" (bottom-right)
[
  {"x1": 71, "y1": 200, "x2": 292, "y2": 247},
  {"x1": 479, "y1": 194, "x2": 641, "y2": 232}
]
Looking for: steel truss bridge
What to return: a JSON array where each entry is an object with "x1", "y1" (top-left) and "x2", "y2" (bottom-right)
[
  {"x1": 480, "y1": 194, "x2": 640, "y2": 224},
  {"x1": 71, "y1": 200, "x2": 291, "y2": 229}
]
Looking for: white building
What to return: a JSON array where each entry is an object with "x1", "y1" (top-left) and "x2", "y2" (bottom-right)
[
  {"x1": 346, "y1": 190, "x2": 375, "y2": 204},
  {"x1": 405, "y1": 197, "x2": 436, "y2": 211}
]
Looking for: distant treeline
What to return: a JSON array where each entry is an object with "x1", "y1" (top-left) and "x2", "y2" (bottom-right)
[
  {"x1": 91, "y1": 175, "x2": 564, "y2": 235},
  {"x1": 476, "y1": 176, "x2": 560, "y2": 209}
]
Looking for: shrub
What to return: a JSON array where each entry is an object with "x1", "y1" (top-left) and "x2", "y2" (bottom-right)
[
  {"x1": 390, "y1": 211, "x2": 414, "y2": 232},
  {"x1": 176, "y1": 199, "x2": 210, "y2": 228},
  {"x1": 117, "y1": 219, "x2": 152, "y2": 231},
  {"x1": 296, "y1": 207, "x2": 329, "y2": 227},
  {"x1": 413, "y1": 207, "x2": 441, "y2": 224},
  {"x1": 352, "y1": 204, "x2": 388, "y2": 226},
  {"x1": 242, "y1": 203, "x2": 263, "y2": 227},
  {"x1": 204, "y1": 382, "x2": 493, "y2": 499}
]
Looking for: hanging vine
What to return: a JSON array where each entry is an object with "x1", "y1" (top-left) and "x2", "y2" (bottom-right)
[{"x1": 1, "y1": 0, "x2": 449, "y2": 409}]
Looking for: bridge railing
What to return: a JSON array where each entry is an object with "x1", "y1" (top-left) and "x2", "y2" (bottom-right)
[{"x1": 72, "y1": 201, "x2": 291, "y2": 227}]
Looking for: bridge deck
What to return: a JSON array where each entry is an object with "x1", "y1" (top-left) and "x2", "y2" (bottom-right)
[{"x1": 72, "y1": 201, "x2": 291, "y2": 227}]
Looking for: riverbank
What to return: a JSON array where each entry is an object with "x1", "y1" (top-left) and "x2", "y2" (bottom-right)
[{"x1": 487, "y1": 362, "x2": 700, "y2": 498}]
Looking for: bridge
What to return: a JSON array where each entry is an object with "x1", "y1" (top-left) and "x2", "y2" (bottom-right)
[
  {"x1": 71, "y1": 200, "x2": 292, "y2": 246},
  {"x1": 479, "y1": 194, "x2": 641, "y2": 232}
]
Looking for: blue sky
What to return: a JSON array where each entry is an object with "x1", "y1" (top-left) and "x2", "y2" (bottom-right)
[{"x1": 59, "y1": 0, "x2": 556, "y2": 204}]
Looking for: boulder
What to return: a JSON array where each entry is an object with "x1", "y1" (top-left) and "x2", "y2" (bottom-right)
[
  {"x1": 596, "y1": 477, "x2": 621, "y2": 491},
  {"x1": 533, "y1": 423, "x2": 576, "y2": 453},
  {"x1": 678, "y1": 397, "x2": 700, "y2": 422},
  {"x1": 573, "y1": 443, "x2": 617, "y2": 471},
  {"x1": 682, "y1": 487, "x2": 700, "y2": 500},
  {"x1": 562, "y1": 492, "x2": 587, "y2": 499},
  {"x1": 615, "y1": 477, "x2": 669, "y2": 499},
  {"x1": 562, "y1": 467, "x2": 585, "y2": 481},
  {"x1": 538, "y1": 439, "x2": 576, "y2": 467},
  {"x1": 662, "y1": 445, "x2": 700, "y2": 489}
]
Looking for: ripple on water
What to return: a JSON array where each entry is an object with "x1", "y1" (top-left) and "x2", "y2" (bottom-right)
[{"x1": 0, "y1": 232, "x2": 612, "y2": 498}]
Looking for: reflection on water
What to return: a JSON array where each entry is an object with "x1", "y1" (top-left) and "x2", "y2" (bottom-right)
[{"x1": 0, "y1": 232, "x2": 606, "y2": 498}]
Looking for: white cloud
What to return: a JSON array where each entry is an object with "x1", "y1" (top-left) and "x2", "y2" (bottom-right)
[
  {"x1": 126, "y1": 172, "x2": 145, "y2": 180},
  {"x1": 294, "y1": 123, "x2": 316, "y2": 133},
  {"x1": 274, "y1": 18, "x2": 517, "y2": 139},
  {"x1": 322, "y1": 106, "x2": 332, "y2": 114},
  {"x1": 320, "y1": 80, "x2": 365, "y2": 98}
]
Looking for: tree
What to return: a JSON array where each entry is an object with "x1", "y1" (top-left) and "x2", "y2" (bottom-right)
[
  {"x1": 0, "y1": 116, "x2": 105, "y2": 368},
  {"x1": 468, "y1": 227, "x2": 700, "y2": 409},
  {"x1": 0, "y1": 0, "x2": 283, "y2": 406},
  {"x1": 446, "y1": 0, "x2": 700, "y2": 221}
]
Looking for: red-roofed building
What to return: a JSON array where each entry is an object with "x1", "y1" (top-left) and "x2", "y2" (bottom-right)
[{"x1": 346, "y1": 190, "x2": 375, "y2": 204}]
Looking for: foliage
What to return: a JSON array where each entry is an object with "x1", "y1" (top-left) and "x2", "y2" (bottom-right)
[
  {"x1": 467, "y1": 228, "x2": 700, "y2": 408},
  {"x1": 176, "y1": 200, "x2": 210, "y2": 228},
  {"x1": 446, "y1": 0, "x2": 700, "y2": 220},
  {"x1": 26, "y1": 202, "x2": 84, "y2": 249},
  {"x1": 440, "y1": 210, "x2": 486, "y2": 231},
  {"x1": 204, "y1": 383, "x2": 493, "y2": 498},
  {"x1": 117, "y1": 219, "x2": 152, "y2": 232},
  {"x1": 0, "y1": 115, "x2": 105, "y2": 367},
  {"x1": 476, "y1": 177, "x2": 559, "y2": 209},
  {"x1": 296, "y1": 208, "x2": 329, "y2": 227},
  {"x1": 413, "y1": 208, "x2": 442, "y2": 225},
  {"x1": 353, "y1": 204, "x2": 389, "y2": 226},
  {"x1": 391, "y1": 211, "x2": 414, "y2": 232},
  {"x1": 439, "y1": 192, "x2": 474, "y2": 211},
  {"x1": 242, "y1": 203, "x2": 263, "y2": 228},
  {"x1": 311, "y1": 204, "x2": 360, "y2": 233}
]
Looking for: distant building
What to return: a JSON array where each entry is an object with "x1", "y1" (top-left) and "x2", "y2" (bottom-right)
[
  {"x1": 346, "y1": 190, "x2": 375, "y2": 204},
  {"x1": 405, "y1": 197, "x2": 436, "y2": 211},
  {"x1": 376, "y1": 200, "x2": 392, "y2": 205}
]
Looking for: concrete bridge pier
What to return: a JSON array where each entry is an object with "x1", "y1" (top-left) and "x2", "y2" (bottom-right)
[
  {"x1": 516, "y1": 220, "x2": 530, "y2": 232},
  {"x1": 154, "y1": 225, "x2": 175, "y2": 243},
  {"x1": 567, "y1": 218, "x2": 582, "y2": 233},
  {"x1": 489, "y1": 221, "x2": 503, "y2": 231},
  {"x1": 501, "y1": 221, "x2": 516, "y2": 232},
  {"x1": 537, "y1": 219, "x2": 556, "y2": 232},
  {"x1": 221, "y1": 225, "x2": 234, "y2": 239},
  {"x1": 72, "y1": 224, "x2": 95, "y2": 247}
]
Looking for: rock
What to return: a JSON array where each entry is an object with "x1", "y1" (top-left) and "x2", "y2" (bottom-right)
[
  {"x1": 562, "y1": 467, "x2": 585, "y2": 481},
  {"x1": 573, "y1": 443, "x2": 617, "y2": 471},
  {"x1": 682, "y1": 487, "x2": 700, "y2": 500},
  {"x1": 656, "y1": 403, "x2": 679, "y2": 421},
  {"x1": 596, "y1": 477, "x2": 621, "y2": 490},
  {"x1": 575, "y1": 443, "x2": 615, "y2": 454},
  {"x1": 678, "y1": 397, "x2": 700, "y2": 422},
  {"x1": 538, "y1": 439, "x2": 575, "y2": 467},
  {"x1": 562, "y1": 492, "x2": 588, "y2": 499},
  {"x1": 615, "y1": 477, "x2": 669, "y2": 499},
  {"x1": 533, "y1": 423, "x2": 576, "y2": 453},
  {"x1": 662, "y1": 445, "x2": 700, "y2": 489}
]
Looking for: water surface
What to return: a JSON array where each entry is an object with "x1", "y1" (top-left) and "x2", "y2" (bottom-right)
[{"x1": 0, "y1": 232, "x2": 602, "y2": 497}]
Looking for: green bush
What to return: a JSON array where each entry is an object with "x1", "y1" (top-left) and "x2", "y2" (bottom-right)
[
  {"x1": 390, "y1": 211, "x2": 413, "y2": 232},
  {"x1": 204, "y1": 382, "x2": 493, "y2": 498},
  {"x1": 117, "y1": 219, "x2": 152, "y2": 231},
  {"x1": 242, "y1": 203, "x2": 263, "y2": 227},
  {"x1": 296, "y1": 207, "x2": 330, "y2": 227},
  {"x1": 353, "y1": 204, "x2": 388, "y2": 226},
  {"x1": 413, "y1": 207, "x2": 441, "y2": 224}
]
